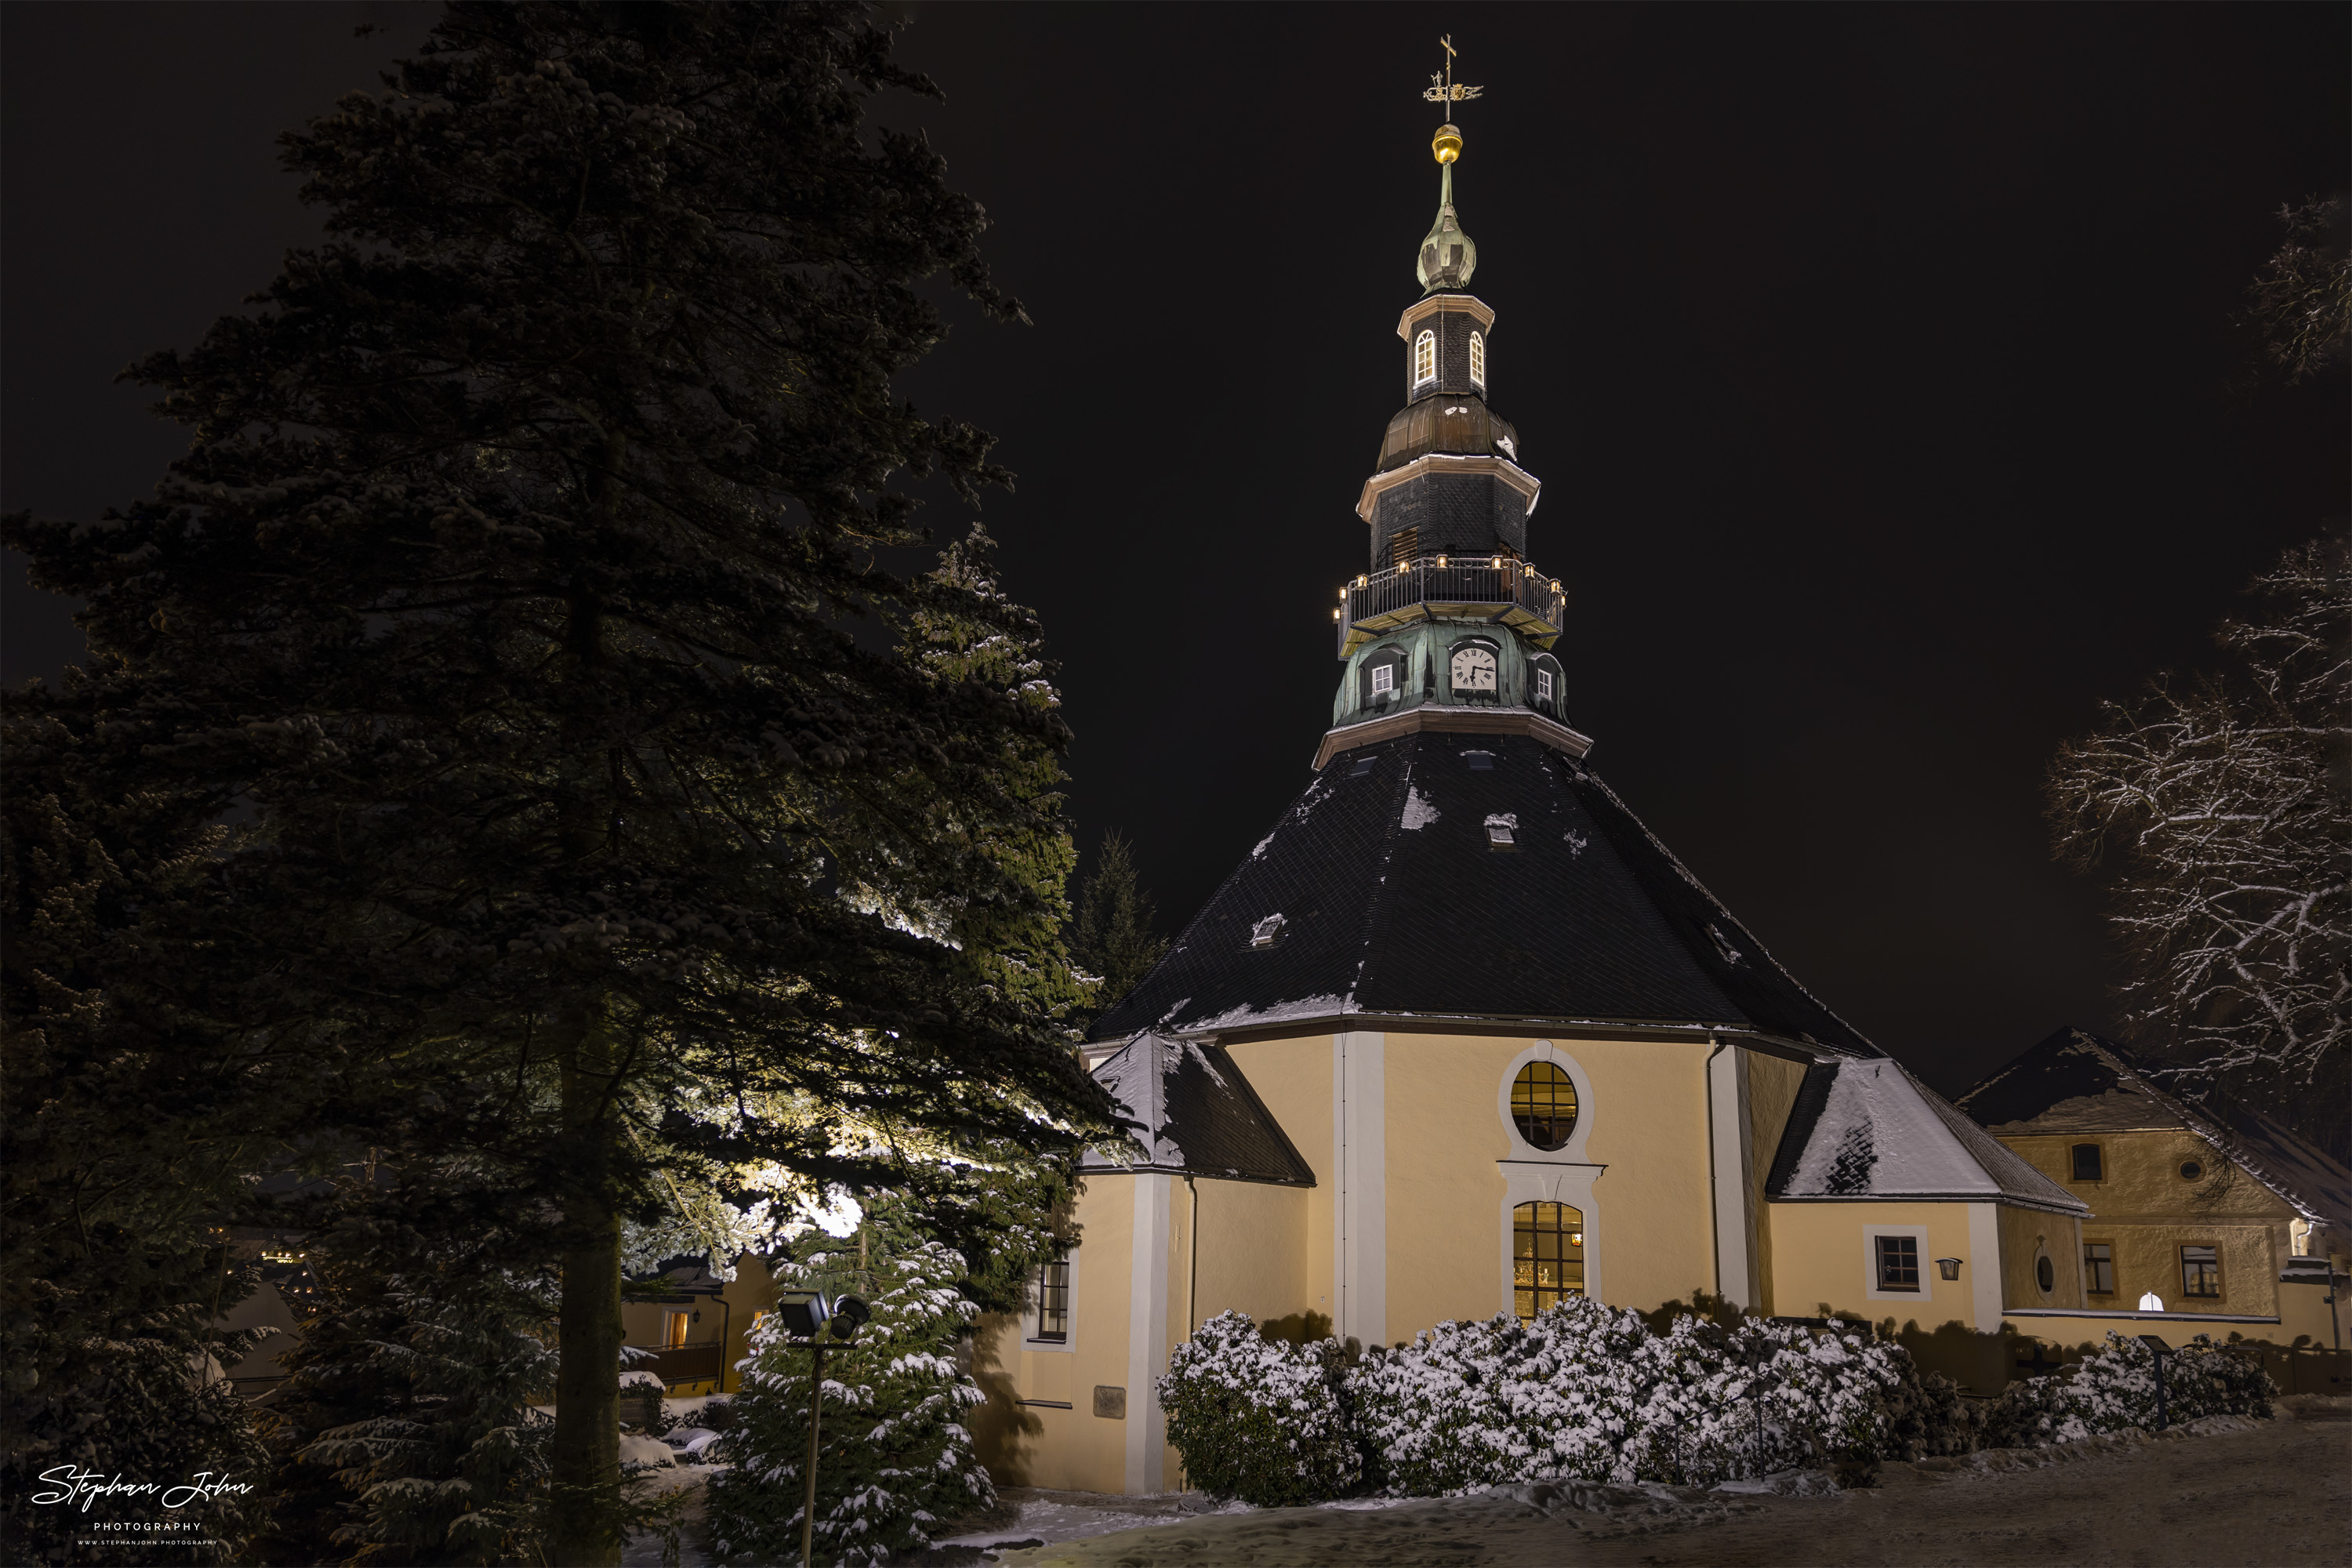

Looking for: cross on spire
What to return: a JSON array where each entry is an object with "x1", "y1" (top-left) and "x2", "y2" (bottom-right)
[{"x1": 1423, "y1": 34, "x2": 1483, "y2": 115}]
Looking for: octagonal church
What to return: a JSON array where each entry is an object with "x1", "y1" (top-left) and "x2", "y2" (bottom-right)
[{"x1": 967, "y1": 108, "x2": 2339, "y2": 1497}]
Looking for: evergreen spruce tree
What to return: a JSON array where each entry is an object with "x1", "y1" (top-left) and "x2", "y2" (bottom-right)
[
  {"x1": 1070, "y1": 831, "x2": 1170, "y2": 1023},
  {"x1": 3, "y1": 5, "x2": 1116, "y2": 1560},
  {"x1": 706, "y1": 1200, "x2": 995, "y2": 1566}
]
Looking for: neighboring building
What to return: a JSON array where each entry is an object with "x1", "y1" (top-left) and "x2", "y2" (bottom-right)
[
  {"x1": 1958, "y1": 1025, "x2": 2351, "y2": 1377},
  {"x1": 970, "y1": 108, "x2": 2100, "y2": 1497},
  {"x1": 619, "y1": 1258, "x2": 776, "y2": 1398}
]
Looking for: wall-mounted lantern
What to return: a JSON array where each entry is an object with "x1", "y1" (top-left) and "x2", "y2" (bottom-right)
[
  {"x1": 1935, "y1": 1257, "x2": 1962, "y2": 1281},
  {"x1": 2139, "y1": 1290, "x2": 2165, "y2": 1312}
]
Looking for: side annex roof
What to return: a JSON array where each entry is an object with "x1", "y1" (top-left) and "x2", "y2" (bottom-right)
[
  {"x1": 1082, "y1": 1032, "x2": 1316, "y2": 1188},
  {"x1": 1768, "y1": 1057, "x2": 2088, "y2": 1215}
]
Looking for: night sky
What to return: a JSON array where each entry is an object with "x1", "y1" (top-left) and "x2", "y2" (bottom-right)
[{"x1": 5, "y1": 4, "x2": 2344, "y2": 1095}]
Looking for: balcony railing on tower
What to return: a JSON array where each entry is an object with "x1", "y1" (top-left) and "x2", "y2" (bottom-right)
[{"x1": 1335, "y1": 554, "x2": 1566, "y2": 657}]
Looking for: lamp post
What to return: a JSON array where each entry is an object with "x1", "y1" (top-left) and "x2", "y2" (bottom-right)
[
  {"x1": 775, "y1": 1291, "x2": 872, "y2": 1568},
  {"x1": 2136, "y1": 1334, "x2": 2170, "y2": 1431}
]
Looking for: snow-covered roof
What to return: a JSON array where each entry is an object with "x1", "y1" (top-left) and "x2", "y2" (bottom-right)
[
  {"x1": 1959, "y1": 1027, "x2": 2352, "y2": 1236},
  {"x1": 1082, "y1": 1032, "x2": 1315, "y2": 1187},
  {"x1": 1767, "y1": 1058, "x2": 2089, "y2": 1215}
]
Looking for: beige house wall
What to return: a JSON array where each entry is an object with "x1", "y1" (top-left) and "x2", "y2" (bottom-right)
[
  {"x1": 1766, "y1": 1199, "x2": 1987, "y2": 1326},
  {"x1": 1997, "y1": 1203, "x2": 2086, "y2": 1311},
  {"x1": 1224, "y1": 1034, "x2": 1338, "y2": 1319},
  {"x1": 1743, "y1": 1051, "x2": 1810, "y2": 1316}
]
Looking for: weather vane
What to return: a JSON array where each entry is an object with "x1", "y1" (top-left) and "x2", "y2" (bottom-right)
[{"x1": 1422, "y1": 34, "x2": 1483, "y2": 116}]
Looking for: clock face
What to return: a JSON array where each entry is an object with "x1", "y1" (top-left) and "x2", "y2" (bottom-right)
[{"x1": 1450, "y1": 647, "x2": 1497, "y2": 692}]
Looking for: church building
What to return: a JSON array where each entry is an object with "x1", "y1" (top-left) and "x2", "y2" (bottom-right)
[{"x1": 972, "y1": 103, "x2": 2103, "y2": 1497}]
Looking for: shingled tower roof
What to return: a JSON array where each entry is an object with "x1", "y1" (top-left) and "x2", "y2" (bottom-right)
[{"x1": 1094, "y1": 94, "x2": 1877, "y2": 1060}]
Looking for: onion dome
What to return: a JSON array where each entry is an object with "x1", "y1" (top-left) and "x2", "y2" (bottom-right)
[{"x1": 1416, "y1": 128, "x2": 1478, "y2": 293}]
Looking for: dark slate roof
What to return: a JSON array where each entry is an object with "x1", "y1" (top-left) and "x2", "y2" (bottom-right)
[
  {"x1": 1766, "y1": 1058, "x2": 2087, "y2": 1214},
  {"x1": 1082, "y1": 1032, "x2": 1316, "y2": 1187},
  {"x1": 1094, "y1": 731, "x2": 1876, "y2": 1053},
  {"x1": 1959, "y1": 1027, "x2": 2352, "y2": 1235}
]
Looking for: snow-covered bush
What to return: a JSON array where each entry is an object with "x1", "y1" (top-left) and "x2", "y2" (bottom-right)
[
  {"x1": 1985, "y1": 1332, "x2": 2274, "y2": 1446},
  {"x1": 1349, "y1": 1300, "x2": 1655, "y2": 1493},
  {"x1": 1875, "y1": 1352, "x2": 1984, "y2": 1460},
  {"x1": 1621, "y1": 1312, "x2": 1903, "y2": 1486},
  {"x1": 707, "y1": 1216, "x2": 993, "y2": 1566},
  {"x1": 1158, "y1": 1311, "x2": 1360, "y2": 1505}
]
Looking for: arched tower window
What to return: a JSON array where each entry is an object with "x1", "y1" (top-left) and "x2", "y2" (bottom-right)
[
  {"x1": 1513, "y1": 1201, "x2": 1584, "y2": 1320},
  {"x1": 1510, "y1": 1062, "x2": 1578, "y2": 1149},
  {"x1": 1468, "y1": 330, "x2": 1486, "y2": 387},
  {"x1": 1414, "y1": 328, "x2": 1436, "y2": 387}
]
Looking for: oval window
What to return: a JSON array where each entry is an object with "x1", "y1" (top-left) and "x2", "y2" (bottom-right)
[
  {"x1": 2180, "y1": 1160, "x2": 2204, "y2": 1181},
  {"x1": 2035, "y1": 1254, "x2": 2055, "y2": 1293},
  {"x1": 1510, "y1": 1062, "x2": 1578, "y2": 1151}
]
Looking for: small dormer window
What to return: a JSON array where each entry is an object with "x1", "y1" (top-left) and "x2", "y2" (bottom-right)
[
  {"x1": 1535, "y1": 668, "x2": 1554, "y2": 703},
  {"x1": 1250, "y1": 914, "x2": 1285, "y2": 947},
  {"x1": 1370, "y1": 663, "x2": 1394, "y2": 695},
  {"x1": 1414, "y1": 328, "x2": 1436, "y2": 386},
  {"x1": 1469, "y1": 330, "x2": 1486, "y2": 387}
]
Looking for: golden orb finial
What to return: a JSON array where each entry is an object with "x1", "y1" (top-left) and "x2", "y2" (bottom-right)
[{"x1": 1432, "y1": 123, "x2": 1463, "y2": 164}]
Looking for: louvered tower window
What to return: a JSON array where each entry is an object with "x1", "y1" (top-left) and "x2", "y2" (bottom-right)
[
  {"x1": 1469, "y1": 330, "x2": 1486, "y2": 387},
  {"x1": 1414, "y1": 329, "x2": 1436, "y2": 386}
]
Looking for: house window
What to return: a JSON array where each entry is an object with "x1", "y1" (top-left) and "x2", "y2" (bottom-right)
[
  {"x1": 1450, "y1": 645, "x2": 1497, "y2": 692},
  {"x1": 1534, "y1": 668, "x2": 1554, "y2": 703},
  {"x1": 1036, "y1": 1257, "x2": 1071, "y2": 1341},
  {"x1": 1250, "y1": 913, "x2": 1286, "y2": 947},
  {"x1": 1512, "y1": 1202, "x2": 1585, "y2": 1321},
  {"x1": 1414, "y1": 329, "x2": 1436, "y2": 385},
  {"x1": 1370, "y1": 663, "x2": 1394, "y2": 695},
  {"x1": 2179, "y1": 1160, "x2": 2204, "y2": 1181},
  {"x1": 2085, "y1": 1242, "x2": 2115, "y2": 1295},
  {"x1": 662, "y1": 1311, "x2": 691, "y2": 1349},
  {"x1": 1510, "y1": 1062, "x2": 1578, "y2": 1150},
  {"x1": 1468, "y1": 330, "x2": 1486, "y2": 387},
  {"x1": 2071, "y1": 1143, "x2": 2103, "y2": 1181},
  {"x1": 2034, "y1": 1253, "x2": 2056, "y2": 1294},
  {"x1": 2180, "y1": 1245, "x2": 2221, "y2": 1299},
  {"x1": 1875, "y1": 1235, "x2": 1921, "y2": 1293}
]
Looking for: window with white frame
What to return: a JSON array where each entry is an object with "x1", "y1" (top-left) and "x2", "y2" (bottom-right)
[
  {"x1": 1370, "y1": 663, "x2": 1394, "y2": 695},
  {"x1": 1414, "y1": 329, "x2": 1436, "y2": 386},
  {"x1": 1034, "y1": 1256, "x2": 1070, "y2": 1341},
  {"x1": 1534, "y1": 667, "x2": 1554, "y2": 703},
  {"x1": 1468, "y1": 330, "x2": 1486, "y2": 387}
]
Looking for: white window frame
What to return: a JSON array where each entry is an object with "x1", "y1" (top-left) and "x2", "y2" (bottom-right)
[
  {"x1": 1468, "y1": 330, "x2": 1486, "y2": 387},
  {"x1": 1414, "y1": 328, "x2": 1436, "y2": 387},
  {"x1": 1495, "y1": 1042, "x2": 1602, "y2": 1312},
  {"x1": 1370, "y1": 662, "x2": 1394, "y2": 695},
  {"x1": 1863, "y1": 1224, "x2": 1933, "y2": 1301},
  {"x1": 1025, "y1": 1250, "x2": 1077, "y2": 1352},
  {"x1": 1534, "y1": 667, "x2": 1554, "y2": 703}
]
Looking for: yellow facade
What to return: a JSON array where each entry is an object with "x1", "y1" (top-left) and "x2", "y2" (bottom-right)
[{"x1": 975, "y1": 1029, "x2": 2077, "y2": 1493}]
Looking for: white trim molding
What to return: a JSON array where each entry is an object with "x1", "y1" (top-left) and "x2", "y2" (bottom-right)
[
  {"x1": 1499, "y1": 1164, "x2": 1603, "y2": 1313},
  {"x1": 1496, "y1": 1040, "x2": 1595, "y2": 1164},
  {"x1": 1966, "y1": 1203, "x2": 2003, "y2": 1330},
  {"x1": 1123, "y1": 1174, "x2": 1171, "y2": 1494},
  {"x1": 1396, "y1": 292, "x2": 1497, "y2": 339},
  {"x1": 1356, "y1": 452, "x2": 1541, "y2": 523},
  {"x1": 1708, "y1": 1046, "x2": 1758, "y2": 1311},
  {"x1": 1334, "y1": 1032, "x2": 1388, "y2": 1348},
  {"x1": 1862, "y1": 1223, "x2": 1933, "y2": 1304}
]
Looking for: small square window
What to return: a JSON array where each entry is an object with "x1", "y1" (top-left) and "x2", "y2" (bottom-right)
[
  {"x1": 1535, "y1": 668, "x2": 1554, "y2": 702},
  {"x1": 1486, "y1": 822, "x2": 1515, "y2": 850},
  {"x1": 2180, "y1": 1244, "x2": 2221, "y2": 1299},
  {"x1": 1370, "y1": 664, "x2": 1394, "y2": 695},
  {"x1": 1875, "y1": 1235, "x2": 1920, "y2": 1293},
  {"x1": 1465, "y1": 751, "x2": 1494, "y2": 771},
  {"x1": 2071, "y1": 1143, "x2": 2103, "y2": 1181},
  {"x1": 1250, "y1": 914, "x2": 1286, "y2": 947},
  {"x1": 1348, "y1": 756, "x2": 1377, "y2": 778},
  {"x1": 2084, "y1": 1242, "x2": 2115, "y2": 1296}
]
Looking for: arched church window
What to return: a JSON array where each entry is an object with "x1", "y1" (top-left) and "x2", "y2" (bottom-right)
[
  {"x1": 1513, "y1": 1201, "x2": 1584, "y2": 1321},
  {"x1": 1449, "y1": 644, "x2": 1497, "y2": 694},
  {"x1": 1510, "y1": 1061, "x2": 1578, "y2": 1149},
  {"x1": 1414, "y1": 329, "x2": 1436, "y2": 387},
  {"x1": 1469, "y1": 330, "x2": 1486, "y2": 387}
]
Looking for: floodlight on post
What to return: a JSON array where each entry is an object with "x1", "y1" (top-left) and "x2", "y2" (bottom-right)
[
  {"x1": 776, "y1": 1292, "x2": 870, "y2": 1568},
  {"x1": 1935, "y1": 1257, "x2": 1962, "y2": 1282}
]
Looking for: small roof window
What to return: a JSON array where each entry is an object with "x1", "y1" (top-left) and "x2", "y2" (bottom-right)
[
  {"x1": 1250, "y1": 914, "x2": 1287, "y2": 948},
  {"x1": 1348, "y1": 756, "x2": 1377, "y2": 778},
  {"x1": 1464, "y1": 750, "x2": 1494, "y2": 771}
]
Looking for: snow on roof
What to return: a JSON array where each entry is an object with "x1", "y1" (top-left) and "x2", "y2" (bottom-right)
[
  {"x1": 1769, "y1": 1058, "x2": 2088, "y2": 1215},
  {"x1": 1082, "y1": 1032, "x2": 1315, "y2": 1187}
]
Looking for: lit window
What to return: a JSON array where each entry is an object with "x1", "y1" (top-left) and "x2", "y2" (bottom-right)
[
  {"x1": 663, "y1": 1311, "x2": 690, "y2": 1348},
  {"x1": 1510, "y1": 1062, "x2": 1577, "y2": 1149},
  {"x1": 1370, "y1": 663, "x2": 1394, "y2": 695},
  {"x1": 2071, "y1": 1143, "x2": 2103, "y2": 1181},
  {"x1": 1450, "y1": 646, "x2": 1497, "y2": 691},
  {"x1": 1513, "y1": 1202, "x2": 1584, "y2": 1321},
  {"x1": 1534, "y1": 668, "x2": 1554, "y2": 703},
  {"x1": 2084, "y1": 1242, "x2": 2115, "y2": 1295},
  {"x1": 1036, "y1": 1257, "x2": 1070, "y2": 1341},
  {"x1": 2180, "y1": 1244, "x2": 2221, "y2": 1298},
  {"x1": 1414, "y1": 329, "x2": 1436, "y2": 385},
  {"x1": 1468, "y1": 330, "x2": 1486, "y2": 386},
  {"x1": 1875, "y1": 1235, "x2": 1921, "y2": 1293}
]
